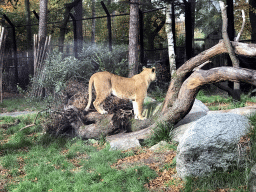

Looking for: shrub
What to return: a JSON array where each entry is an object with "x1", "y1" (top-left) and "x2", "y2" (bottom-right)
[{"x1": 29, "y1": 44, "x2": 128, "y2": 97}]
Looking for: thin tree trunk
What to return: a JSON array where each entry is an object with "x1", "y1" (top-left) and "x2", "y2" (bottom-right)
[
  {"x1": 165, "y1": 3, "x2": 176, "y2": 76},
  {"x1": 38, "y1": 0, "x2": 48, "y2": 39},
  {"x1": 128, "y1": 0, "x2": 140, "y2": 77},
  {"x1": 220, "y1": 0, "x2": 240, "y2": 100}
]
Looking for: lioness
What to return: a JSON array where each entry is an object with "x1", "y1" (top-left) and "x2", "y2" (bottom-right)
[{"x1": 85, "y1": 67, "x2": 156, "y2": 120}]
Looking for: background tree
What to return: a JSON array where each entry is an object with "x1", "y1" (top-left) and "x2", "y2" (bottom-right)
[
  {"x1": 249, "y1": 0, "x2": 256, "y2": 42},
  {"x1": 128, "y1": 0, "x2": 140, "y2": 77},
  {"x1": 38, "y1": 0, "x2": 48, "y2": 39}
]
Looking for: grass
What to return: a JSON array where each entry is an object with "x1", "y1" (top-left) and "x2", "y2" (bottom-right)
[
  {"x1": 196, "y1": 90, "x2": 256, "y2": 110},
  {"x1": 0, "y1": 114, "x2": 158, "y2": 192},
  {"x1": 0, "y1": 96, "x2": 51, "y2": 113},
  {"x1": 1, "y1": 91, "x2": 256, "y2": 191}
]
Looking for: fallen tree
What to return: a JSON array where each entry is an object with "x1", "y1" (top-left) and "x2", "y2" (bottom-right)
[{"x1": 46, "y1": 1, "x2": 256, "y2": 140}]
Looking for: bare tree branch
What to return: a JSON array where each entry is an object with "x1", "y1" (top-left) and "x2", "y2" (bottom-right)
[{"x1": 235, "y1": 10, "x2": 246, "y2": 42}]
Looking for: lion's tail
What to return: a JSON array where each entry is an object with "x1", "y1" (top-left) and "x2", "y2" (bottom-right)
[{"x1": 85, "y1": 76, "x2": 94, "y2": 111}]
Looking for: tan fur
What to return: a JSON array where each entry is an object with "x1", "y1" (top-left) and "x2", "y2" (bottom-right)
[{"x1": 85, "y1": 67, "x2": 156, "y2": 120}]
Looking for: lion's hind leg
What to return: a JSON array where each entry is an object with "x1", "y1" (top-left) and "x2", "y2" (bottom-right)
[{"x1": 93, "y1": 89, "x2": 111, "y2": 115}]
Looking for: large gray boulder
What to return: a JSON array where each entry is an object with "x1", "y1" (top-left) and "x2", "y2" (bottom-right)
[
  {"x1": 176, "y1": 113, "x2": 250, "y2": 179},
  {"x1": 249, "y1": 164, "x2": 256, "y2": 192},
  {"x1": 172, "y1": 99, "x2": 209, "y2": 142}
]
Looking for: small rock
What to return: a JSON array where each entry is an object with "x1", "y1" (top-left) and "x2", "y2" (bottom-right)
[
  {"x1": 109, "y1": 137, "x2": 141, "y2": 151},
  {"x1": 149, "y1": 141, "x2": 169, "y2": 151}
]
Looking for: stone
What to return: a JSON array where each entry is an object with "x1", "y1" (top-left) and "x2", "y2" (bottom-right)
[
  {"x1": 176, "y1": 113, "x2": 250, "y2": 179},
  {"x1": 208, "y1": 106, "x2": 256, "y2": 117},
  {"x1": 172, "y1": 99, "x2": 209, "y2": 142},
  {"x1": 109, "y1": 137, "x2": 141, "y2": 151},
  {"x1": 149, "y1": 141, "x2": 169, "y2": 151},
  {"x1": 249, "y1": 164, "x2": 256, "y2": 192}
]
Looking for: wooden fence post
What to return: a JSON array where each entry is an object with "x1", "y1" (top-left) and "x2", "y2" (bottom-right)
[
  {"x1": 0, "y1": 26, "x2": 7, "y2": 103},
  {"x1": 31, "y1": 34, "x2": 51, "y2": 97}
]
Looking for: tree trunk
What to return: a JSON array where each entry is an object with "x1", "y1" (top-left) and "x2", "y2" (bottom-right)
[
  {"x1": 38, "y1": 0, "x2": 48, "y2": 39},
  {"x1": 128, "y1": 0, "x2": 140, "y2": 77},
  {"x1": 249, "y1": 0, "x2": 256, "y2": 42},
  {"x1": 165, "y1": 3, "x2": 176, "y2": 76},
  {"x1": 184, "y1": 0, "x2": 195, "y2": 60},
  {"x1": 225, "y1": 0, "x2": 241, "y2": 100}
]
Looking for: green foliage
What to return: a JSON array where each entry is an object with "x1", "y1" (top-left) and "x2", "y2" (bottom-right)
[
  {"x1": 176, "y1": 34, "x2": 185, "y2": 47},
  {"x1": 150, "y1": 86, "x2": 167, "y2": 102},
  {"x1": 143, "y1": 122, "x2": 174, "y2": 147},
  {"x1": 82, "y1": 44, "x2": 129, "y2": 76},
  {"x1": 29, "y1": 44, "x2": 128, "y2": 96},
  {"x1": 195, "y1": 0, "x2": 222, "y2": 37}
]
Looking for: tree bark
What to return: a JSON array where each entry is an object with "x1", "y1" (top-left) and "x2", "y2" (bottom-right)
[
  {"x1": 128, "y1": 0, "x2": 140, "y2": 77},
  {"x1": 38, "y1": 0, "x2": 48, "y2": 39},
  {"x1": 165, "y1": 3, "x2": 176, "y2": 76},
  {"x1": 220, "y1": 1, "x2": 240, "y2": 100}
]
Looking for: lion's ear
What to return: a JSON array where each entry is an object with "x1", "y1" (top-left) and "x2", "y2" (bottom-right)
[
  {"x1": 152, "y1": 67, "x2": 156, "y2": 73},
  {"x1": 143, "y1": 66, "x2": 146, "y2": 70}
]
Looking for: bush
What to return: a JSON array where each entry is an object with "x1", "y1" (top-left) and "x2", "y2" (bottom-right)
[
  {"x1": 80, "y1": 43, "x2": 129, "y2": 77},
  {"x1": 29, "y1": 44, "x2": 128, "y2": 97}
]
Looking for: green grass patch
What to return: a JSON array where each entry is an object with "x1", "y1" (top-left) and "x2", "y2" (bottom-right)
[
  {"x1": 143, "y1": 122, "x2": 175, "y2": 147},
  {"x1": 182, "y1": 170, "x2": 248, "y2": 192},
  {"x1": 196, "y1": 90, "x2": 256, "y2": 110},
  {"x1": 0, "y1": 97, "x2": 50, "y2": 113},
  {"x1": 0, "y1": 114, "x2": 158, "y2": 192}
]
